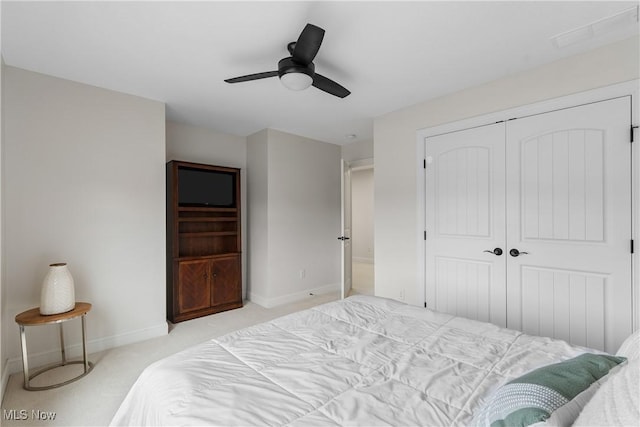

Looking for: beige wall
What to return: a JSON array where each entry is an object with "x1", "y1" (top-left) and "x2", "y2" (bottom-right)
[
  {"x1": 246, "y1": 129, "x2": 269, "y2": 304},
  {"x1": 166, "y1": 120, "x2": 246, "y2": 166},
  {"x1": 0, "y1": 54, "x2": 5, "y2": 396},
  {"x1": 342, "y1": 138, "x2": 373, "y2": 163},
  {"x1": 374, "y1": 36, "x2": 640, "y2": 306},
  {"x1": 166, "y1": 120, "x2": 248, "y2": 298},
  {"x1": 248, "y1": 129, "x2": 341, "y2": 307},
  {"x1": 3, "y1": 67, "x2": 167, "y2": 374}
]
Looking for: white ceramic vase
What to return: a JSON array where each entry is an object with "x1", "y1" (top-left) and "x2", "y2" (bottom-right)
[{"x1": 40, "y1": 263, "x2": 75, "y2": 315}]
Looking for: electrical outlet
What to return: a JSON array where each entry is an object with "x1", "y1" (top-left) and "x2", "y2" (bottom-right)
[
  {"x1": 299, "y1": 269, "x2": 306, "y2": 280},
  {"x1": 399, "y1": 290, "x2": 405, "y2": 301}
]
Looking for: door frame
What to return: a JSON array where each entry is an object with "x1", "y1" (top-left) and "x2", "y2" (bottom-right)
[
  {"x1": 416, "y1": 79, "x2": 639, "y2": 330},
  {"x1": 340, "y1": 159, "x2": 352, "y2": 299},
  {"x1": 341, "y1": 158, "x2": 374, "y2": 299}
]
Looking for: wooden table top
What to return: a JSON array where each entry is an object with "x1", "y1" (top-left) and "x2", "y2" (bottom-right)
[{"x1": 15, "y1": 302, "x2": 92, "y2": 326}]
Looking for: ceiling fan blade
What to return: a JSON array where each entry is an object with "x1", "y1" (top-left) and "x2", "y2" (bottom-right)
[
  {"x1": 312, "y1": 73, "x2": 350, "y2": 98},
  {"x1": 224, "y1": 71, "x2": 278, "y2": 83},
  {"x1": 292, "y1": 23, "x2": 325, "y2": 65}
]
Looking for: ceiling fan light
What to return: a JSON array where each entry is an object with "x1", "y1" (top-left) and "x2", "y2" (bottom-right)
[{"x1": 280, "y1": 72, "x2": 313, "y2": 91}]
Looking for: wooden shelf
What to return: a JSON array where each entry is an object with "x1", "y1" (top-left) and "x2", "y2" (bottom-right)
[
  {"x1": 179, "y1": 231, "x2": 237, "y2": 237},
  {"x1": 178, "y1": 217, "x2": 237, "y2": 222},
  {"x1": 176, "y1": 253, "x2": 242, "y2": 262},
  {"x1": 178, "y1": 207, "x2": 237, "y2": 213}
]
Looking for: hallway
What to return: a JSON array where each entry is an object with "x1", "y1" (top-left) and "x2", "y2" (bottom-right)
[{"x1": 350, "y1": 261, "x2": 374, "y2": 296}]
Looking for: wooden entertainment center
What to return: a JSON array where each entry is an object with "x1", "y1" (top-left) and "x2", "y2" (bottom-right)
[{"x1": 166, "y1": 160, "x2": 242, "y2": 323}]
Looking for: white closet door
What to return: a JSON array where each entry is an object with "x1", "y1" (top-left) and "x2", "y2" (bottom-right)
[
  {"x1": 505, "y1": 97, "x2": 632, "y2": 353},
  {"x1": 425, "y1": 123, "x2": 507, "y2": 327}
]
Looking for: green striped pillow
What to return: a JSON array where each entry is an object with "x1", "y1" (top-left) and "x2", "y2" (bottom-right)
[{"x1": 473, "y1": 353, "x2": 626, "y2": 427}]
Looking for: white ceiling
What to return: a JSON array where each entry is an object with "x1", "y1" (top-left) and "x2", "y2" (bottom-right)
[{"x1": 2, "y1": 1, "x2": 639, "y2": 145}]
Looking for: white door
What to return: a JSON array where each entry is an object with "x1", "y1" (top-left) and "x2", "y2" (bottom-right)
[
  {"x1": 425, "y1": 97, "x2": 632, "y2": 353},
  {"x1": 340, "y1": 159, "x2": 353, "y2": 299},
  {"x1": 425, "y1": 123, "x2": 507, "y2": 326},
  {"x1": 505, "y1": 97, "x2": 632, "y2": 353}
]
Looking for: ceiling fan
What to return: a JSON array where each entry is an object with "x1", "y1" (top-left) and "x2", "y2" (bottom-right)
[{"x1": 224, "y1": 23, "x2": 351, "y2": 98}]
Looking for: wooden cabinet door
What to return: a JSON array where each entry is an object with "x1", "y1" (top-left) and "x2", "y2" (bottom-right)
[
  {"x1": 177, "y1": 259, "x2": 211, "y2": 313},
  {"x1": 211, "y1": 256, "x2": 241, "y2": 306}
]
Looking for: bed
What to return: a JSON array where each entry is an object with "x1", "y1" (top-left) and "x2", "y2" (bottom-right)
[{"x1": 110, "y1": 295, "x2": 638, "y2": 426}]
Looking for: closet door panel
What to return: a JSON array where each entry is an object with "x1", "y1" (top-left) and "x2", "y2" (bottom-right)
[
  {"x1": 435, "y1": 257, "x2": 492, "y2": 323},
  {"x1": 518, "y1": 266, "x2": 607, "y2": 350},
  {"x1": 506, "y1": 97, "x2": 631, "y2": 353},
  {"x1": 425, "y1": 123, "x2": 506, "y2": 327}
]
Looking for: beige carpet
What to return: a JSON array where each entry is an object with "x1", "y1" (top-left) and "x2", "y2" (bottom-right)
[{"x1": 1, "y1": 292, "x2": 339, "y2": 426}]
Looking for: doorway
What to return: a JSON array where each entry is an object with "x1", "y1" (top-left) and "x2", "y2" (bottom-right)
[{"x1": 348, "y1": 160, "x2": 374, "y2": 296}]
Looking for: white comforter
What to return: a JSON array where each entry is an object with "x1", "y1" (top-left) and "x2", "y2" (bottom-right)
[{"x1": 110, "y1": 295, "x2": 588, "y2": 426}]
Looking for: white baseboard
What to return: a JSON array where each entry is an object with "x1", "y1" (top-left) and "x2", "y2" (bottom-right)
[
  {"x1": 3, "y1": 322, "x2": 168, "y2": 377},
  {"x1": 249, "y1": 282, "x2": 340, "y2": 308},
  {"x1": 353, "y1": 257, "x2": 374, "y2": 264}
]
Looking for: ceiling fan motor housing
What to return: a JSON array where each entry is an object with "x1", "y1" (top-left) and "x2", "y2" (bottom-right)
[
  {"x1": 278, "y1": 57, "x2": 315, "y2": 90},
  {"x1": 278, "y1": 57, "x2": 314, "y2": 78}
]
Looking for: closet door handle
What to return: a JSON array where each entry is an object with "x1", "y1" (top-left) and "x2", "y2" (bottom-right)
[
  {"x1": 509, "y1": 248, "x2": 529, "y2": 257},
  {"x1": 483, "y1": 248, "x2": 503, "y2": 256}
]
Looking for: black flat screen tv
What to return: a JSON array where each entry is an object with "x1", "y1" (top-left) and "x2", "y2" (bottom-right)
[{"x1": 178, "y1": 167, "x2": 236, "y2": 208}]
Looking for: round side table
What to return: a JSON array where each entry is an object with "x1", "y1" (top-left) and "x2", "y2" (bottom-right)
[{"x1": 15, "y1": 302, "x2": 94, "y2": 391}]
